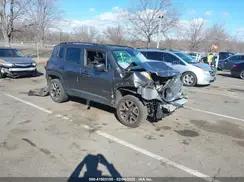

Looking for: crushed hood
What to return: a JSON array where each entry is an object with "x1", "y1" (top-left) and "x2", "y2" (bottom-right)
[
  {"x1": 0, "y1": 57, "x2": 34, "y2": 64},
  {"x1": 138, "y1": 60, "x2": 180, "y2": 77}
]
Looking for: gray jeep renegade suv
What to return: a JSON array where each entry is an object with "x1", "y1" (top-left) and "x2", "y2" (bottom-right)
[{"x1": 46, "y1": 42, "x2": 187, "y2": 128}]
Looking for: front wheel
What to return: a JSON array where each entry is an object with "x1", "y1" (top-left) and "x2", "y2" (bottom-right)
[
  {"x1": 240, "y1": 71, "x2": 244, "y2": 80},
  {"x1": 181, "y1": 72, "x2": 197, "y2": 87},
  {"x1": 116, "y1": 95, "x2": 147, "y2": 128},
  {"x1": 49, "y1": 79, "x2": 69, "y2": 103},
  {"x1": 0, "y1": 68, "x2": 6, "y2": 79}
]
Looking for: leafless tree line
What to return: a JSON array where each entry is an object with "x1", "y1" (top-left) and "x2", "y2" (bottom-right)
[
  {"x1": 0, "y1": 0, "x2": 59, "y2": 46},
  {"x1": 0, "y1": 0, "x2": 243, "y2": 52}
]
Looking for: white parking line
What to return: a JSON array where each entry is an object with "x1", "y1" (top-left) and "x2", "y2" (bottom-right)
[
  {"x1": 185, "y1": 106, "x2": 244, "y2": 123},
  {"x1": 2, "y1": 93, "x2": 212, "y2": 181},
  {"x1": 3, "y1": 93, "x2": 53, "y2": 114},
  {"x1": 187, "y1": 89, "x2": 244, "y2": 100}
]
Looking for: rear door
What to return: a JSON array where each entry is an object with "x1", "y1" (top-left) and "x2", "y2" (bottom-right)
[{"x1": 63, "y1": 46, "x2": 83, "y2": 92}]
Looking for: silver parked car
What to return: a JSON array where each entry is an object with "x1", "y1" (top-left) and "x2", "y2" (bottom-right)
[
  {"x1": 0, "y1": 48, "x2": 37, "y2": 78},
  {"x1": 140, "y1": 49, "x2": 216, "y2": 86}
]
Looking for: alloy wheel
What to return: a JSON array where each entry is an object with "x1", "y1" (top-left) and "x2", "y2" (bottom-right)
[
  {"x1": 50, "y1": 82, "x2": 61, "y2": 98},
  {"x1": 119, "y1": 99, "x2": 140, "y2": 124},
  {"x1": 183, "y1": 74, "x2": 195, "y2": 86},
  {"x1": 240, "y1": 71, "x2": 244, "y2": 79}
]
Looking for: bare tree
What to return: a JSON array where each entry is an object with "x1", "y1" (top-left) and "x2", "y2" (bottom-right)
[
  {"x1": 0, "y1": 0, "x2": 29, "y2": 45},
  {"x1": 184, "y1": 19, "x2": 205, "y2": 51},
  {"x1": 128, "y1": 0, "x2": 178, "y2": 48},
  {"x1": 103, "y1": 25, "x2": 125, "y2": 45},
  {"x1": 26, "y1": 0, "x2": 60, "y2": 46},
  {"x1": 202, "y1": 24, "x2": 230, "y2": 52},
  {"x1": 72, "y1": 26, "x2": 98, "y2": 42}
]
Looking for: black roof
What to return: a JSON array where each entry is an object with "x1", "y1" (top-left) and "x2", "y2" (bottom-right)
[
  {"x1": 0, "y1": 47, "x2": 17, "y2": 50},
  {"x1": 138, "y1": 48, "x2": 180, "y2": 52},
  {"x1": 58, "y1": 42, "x2": 133, "y2": 50}
]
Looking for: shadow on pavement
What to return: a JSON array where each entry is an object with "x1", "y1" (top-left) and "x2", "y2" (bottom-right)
[
  {"x1": 217, "y1": 72, "x2": 233, "y2": 78},
  {"x1": 68, "y1": 154, "x2": 122, "y2": 182}
]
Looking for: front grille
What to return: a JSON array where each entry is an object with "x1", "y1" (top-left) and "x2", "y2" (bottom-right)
[{"x1": 13, "y1": 63, "x2": 33, "y2": 68}]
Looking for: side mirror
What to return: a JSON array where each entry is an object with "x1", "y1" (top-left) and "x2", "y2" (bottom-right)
[{"x1": 94, "y1": 63, "x2": 106, "y2": 72}]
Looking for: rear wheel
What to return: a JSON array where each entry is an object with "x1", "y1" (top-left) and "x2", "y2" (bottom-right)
[
  {"x1": 116, "y1": 95, "x2": 147, "y2": 128},
  {"x1": 240, "y1": 71, "x2": 244, "y2": 80},
  {"x1": 181, "y1": 72, "x2": 197, "y2": 86},
  {"x1": 49, "y1": 79, "x2": 68, "y2": 103}
]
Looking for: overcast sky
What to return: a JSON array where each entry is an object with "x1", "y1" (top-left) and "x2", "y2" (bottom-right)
[{"x1": 57, "y1": 0, "x2": 244, "y2": 39}]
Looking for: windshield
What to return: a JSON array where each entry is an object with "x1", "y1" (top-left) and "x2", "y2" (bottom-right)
[
  {"x1": 0, "y1": 49, "x2": 24, "y2": 58},
  {"x1": 112, "y1": 49, "x2": 148, "y2": 69},
  {"x1": 175, "y1": 52, "x2": 197, "y2": 63}
]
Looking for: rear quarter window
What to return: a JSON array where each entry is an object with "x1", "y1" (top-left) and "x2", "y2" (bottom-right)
[{"x1": 51, "y1": 46, "x2": 60, "y2": 58}]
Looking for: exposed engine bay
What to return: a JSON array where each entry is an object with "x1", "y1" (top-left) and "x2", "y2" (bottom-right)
[{"x1": 116, "y1": 68, "x2": 187, "y2": 121}]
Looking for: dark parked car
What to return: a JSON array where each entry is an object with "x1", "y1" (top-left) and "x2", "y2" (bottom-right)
[
  {"x1": 231, "y1": 62, "x2": 244, "y2": 79},
  {"x1": 0, "y1": 48, "x2": 37, "y2": 78},
  {"x1": 219, "y1": 52, "x2": 235, "y2": 61},
  {"x1": 218, "y1": 54, "x2": 244, "y2": 70},
  {"x1": 46, "y1": 42, "x2": 187, "y2": 127}
]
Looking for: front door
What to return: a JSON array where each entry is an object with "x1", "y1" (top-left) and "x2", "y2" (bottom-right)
[{"x1": 79, "y1": 49, "x2": 113, "y2": 105}]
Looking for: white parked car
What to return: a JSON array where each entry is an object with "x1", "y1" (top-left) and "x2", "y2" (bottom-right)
[{"x1": 139, "y1": 49, "x2": 216, "y2": 87}]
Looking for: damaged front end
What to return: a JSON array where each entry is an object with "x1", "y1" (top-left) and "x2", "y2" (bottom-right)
[{"x1": 116, "y1": 61, "x2": 187, "y2": 121}]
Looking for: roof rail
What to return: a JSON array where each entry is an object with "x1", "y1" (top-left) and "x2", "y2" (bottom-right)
[{"x1": 58, "y1": 42, "x2": 133, "y2": 49}]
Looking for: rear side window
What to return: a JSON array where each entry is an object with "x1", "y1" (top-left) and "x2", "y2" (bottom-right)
[
  {"x1": 65, "y1": 47, "x2": 81, "y2": 64},
  {"x1": 145, "y1": 52, "x2": 162, "y2": 61}
]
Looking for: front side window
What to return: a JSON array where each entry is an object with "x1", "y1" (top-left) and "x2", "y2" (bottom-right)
[
  {"x1": 174, "y1": 52, "x2": 195, "y2": 63},
  {"x1": 0, "y1": 49, "x2": 24, "y2": 57},
  {"x1": 112, "y1": 49, "x2": 147, "y2": 69},
  {"x1": 163, "y1": 53, "x2": 182, "y2": 65},
  {"x1": 65, "y1": 47, "x2": 81, "y2": 64},
  {"x1": 85, "y1": 50, "x2": 106, "y2": 68},
  {"x1": 229, "y1": 55, "x2": 240, "y2": 62}
]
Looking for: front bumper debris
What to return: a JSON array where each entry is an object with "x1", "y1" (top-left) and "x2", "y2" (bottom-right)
[
  {"x1": 161, "y1": 98, "x2": 188, "y2": 113},
  {"x1": 1, "y1": 66, "x2": 36, "y2": 77}
]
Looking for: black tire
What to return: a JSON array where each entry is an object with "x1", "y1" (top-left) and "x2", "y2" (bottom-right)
[
  {"x1": 31, "y1": 70, "x2": 38, "y2": 77},
  {"x1": 181, "y1": 72, "x2": 197, "y2": 87},
  {"x1": 49, "y1": 79, "x2": 68, "y2": 103},
  {"x1": 240, "y1": 70, "x2": 244, "y2": 80},
  {"x1": 0, "y1": 68, "x2": 6, "y2": 79},
  {"x1": 116, "y1": 95, "x2": 147, "y2": 128}
]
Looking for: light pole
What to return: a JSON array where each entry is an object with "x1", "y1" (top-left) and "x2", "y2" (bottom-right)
[{"x1": 157, "y1": 15, "x2": 164, "y2": 49}]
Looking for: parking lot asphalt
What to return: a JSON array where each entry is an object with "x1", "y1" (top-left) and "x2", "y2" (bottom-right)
[{"x1": 1, "y1": 65, "x2": 244, "y2": 180}]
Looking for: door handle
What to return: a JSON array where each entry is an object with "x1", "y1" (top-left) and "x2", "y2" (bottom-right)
[{"x1": 80, "y1": 71, "x2": 91, "y2": 77}]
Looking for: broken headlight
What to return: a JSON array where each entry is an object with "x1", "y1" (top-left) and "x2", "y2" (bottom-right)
[{"x1": 140, "y1": 72, "x2": 152, "y2": 80}]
